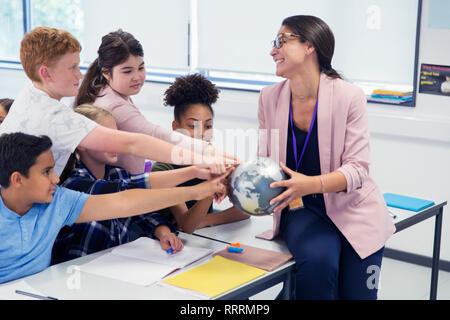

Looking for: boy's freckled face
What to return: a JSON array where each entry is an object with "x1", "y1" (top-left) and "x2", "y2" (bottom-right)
[
  {"x1": 46, "y1": 51, "x2": 83, "y2": 100},
  {"x1": 22, "y1": 150, "x2": 60, "y2": 203}
]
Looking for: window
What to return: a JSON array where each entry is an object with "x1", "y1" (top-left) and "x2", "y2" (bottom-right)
[
  {"x1": 0, "y1": 0, "x2": 23, "y2": 61},
  {"x1": 0, "y1": 0, "x2": 84, "y2": 62},
  {"x1": 80, "y1": 0, "x2": 189, "y2": 70},
  {"x1": 1, "y1": 0, "x2": 422, "y2": 106},
  {"x1": 30, "y1": 0, "x2": 84, "y2": 44},
  {"x1": 196, "y1": 0, "x2": 421, "y2": 105}
]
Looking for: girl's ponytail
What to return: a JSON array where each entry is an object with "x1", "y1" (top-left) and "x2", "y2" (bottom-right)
[{"x1": 74, "y1": 58, "x2": 107, "y2": 107}]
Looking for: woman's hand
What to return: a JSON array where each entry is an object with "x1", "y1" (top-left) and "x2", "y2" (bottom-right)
[{"x1": 269, "y1": 162, "x2": 320, "y2": 213}]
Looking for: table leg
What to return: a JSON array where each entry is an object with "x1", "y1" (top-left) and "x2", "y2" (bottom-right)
[
  {"x1": 282, "y1": 271, "x2": 295, "y2": 300},
  {"x1": 430, "y1": 208, "x2": 443, "y2": 300}
]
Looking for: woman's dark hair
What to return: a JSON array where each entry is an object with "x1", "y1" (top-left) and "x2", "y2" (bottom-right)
[
  {"x1": 0, "y1": 132, "x2": 52, "y2": 188},
  {"x1": 163, "y1": 73, "x2": 219, "y2": 122},
  {"x1": 282, "y1": 15, "x2": 342, "y2": 79},
  {"x1": 74, "y1": 29, "x2": 144, "y2": 106},
  {"x1": 0, "y1": 98, "x2": 14, "y2": 113}
]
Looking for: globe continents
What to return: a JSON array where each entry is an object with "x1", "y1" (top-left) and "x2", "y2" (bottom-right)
[{"x1": 230, "y1": 157, "x2": 286, "y2": 216}]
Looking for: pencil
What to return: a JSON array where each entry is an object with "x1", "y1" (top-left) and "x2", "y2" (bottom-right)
[{"x1": 15, "y1": 289, "x2": 58, "y2": 300}]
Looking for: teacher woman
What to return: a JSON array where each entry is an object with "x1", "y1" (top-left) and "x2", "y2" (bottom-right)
[{"x1": 258, "y1": 15, "x2": 395, "y2": 299}]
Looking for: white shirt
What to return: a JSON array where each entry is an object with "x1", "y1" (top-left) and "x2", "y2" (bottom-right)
[{"x1": 0, "y1": 83, "x2": 97, "y2": 176}]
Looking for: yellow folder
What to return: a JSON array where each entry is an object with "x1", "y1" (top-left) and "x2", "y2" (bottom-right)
[{"x1": 162, "y1": 255, "x2": 266, "y2": 298}]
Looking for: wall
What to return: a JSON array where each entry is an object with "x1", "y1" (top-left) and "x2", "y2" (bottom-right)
[
  {"x1": 0, "y1": 0, "x2": 448, "y2": 260},
  {"x1": 198, "y1": 0, "x2": 418, "y2": 85},
  {"x1": 367, "y1": 0, "x2": 450, "y2": 260}
]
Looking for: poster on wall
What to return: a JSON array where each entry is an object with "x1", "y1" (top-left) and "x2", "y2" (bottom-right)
[{"x1": 419, "y1": 64, "x2": 450, "y2": 97}]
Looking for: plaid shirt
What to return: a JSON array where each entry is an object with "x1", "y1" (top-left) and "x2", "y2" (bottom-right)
[{"x1": 51, "y1": 160, "x2": 177, "y2": 265}]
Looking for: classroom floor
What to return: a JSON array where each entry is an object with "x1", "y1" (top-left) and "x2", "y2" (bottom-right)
[{"x1": 250, "y1": 258, "x2": 450, "y2": 300}]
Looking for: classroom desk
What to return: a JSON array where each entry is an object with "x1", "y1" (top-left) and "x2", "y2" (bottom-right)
[
  {"x1": 386, "y1": 200, "x2": 447, "y2": 300},
  {"x1": 0, "y1": 232, "x2": 294, "y2": 300},
  {"x1": 167, "y1": 228, "x2": 295, "y2": 300},
  {"x1": 0, "y1": 233, "x2": 218, "y2": 300},
  {"x1": 192, "y1": 215, "x2": 295, "y2": 299},
  {"x1": 206, "y1": 200, "x2": 447, "y2": 300}
]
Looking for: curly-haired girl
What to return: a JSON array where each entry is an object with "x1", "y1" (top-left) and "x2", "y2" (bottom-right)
[
  {"x1": 163, "y1": 73, "x2": 218, "y2": 142},
  {"x1": 152, "y1": 74, "x2": 249, "y2": 233}
]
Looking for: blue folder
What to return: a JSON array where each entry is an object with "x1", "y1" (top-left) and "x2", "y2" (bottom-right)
[{"x1": 383, "y1": 193, "x2": 435, "y2": 212}]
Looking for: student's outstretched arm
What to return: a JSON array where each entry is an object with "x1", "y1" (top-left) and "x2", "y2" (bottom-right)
[
  {"x1": 174, "y1": 201, "x2": 250, "y2": 234},
  {"x1": 148, "y1": 165, "x2": 211, "y2": 189},
  {"x1": 197, "y1": 206, "x2": 250, "y2": 229},
  {"x1": 80, "y1": 126, "x2": 199, "y2": 166},
  {"x1": 168, "y1": 198, "x2": 214, "y2": 234},
  {"x1": 79, "y1": 125, "x2": 235, "y2": 174},
  {"x1": 75, "y1": 171, "x2": 230, "y2": 223}
]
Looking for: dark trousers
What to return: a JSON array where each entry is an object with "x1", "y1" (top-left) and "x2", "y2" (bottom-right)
[{"x1": 279, "y1": 207, "x2": 384, "y2": 300}]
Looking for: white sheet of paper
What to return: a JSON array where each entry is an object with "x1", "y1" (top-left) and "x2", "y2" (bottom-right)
[
  {"x1": 80, "y1": 253, "x2": 174, "y2": 286},
  {"x1": 80, "y1": 237, "x2": 213, "y2": 286},
  {"x1": 111, "y1": 237, "x2": 213, "y2": 268}
]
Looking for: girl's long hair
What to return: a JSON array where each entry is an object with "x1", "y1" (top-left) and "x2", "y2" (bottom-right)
[{"x1": 74, "y1": 29, "x2": 144, "y2": 106}]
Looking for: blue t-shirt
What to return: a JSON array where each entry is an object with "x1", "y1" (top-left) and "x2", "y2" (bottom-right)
[{"x1": 0, "y1": 186, "x2": 89, "y2": 284}]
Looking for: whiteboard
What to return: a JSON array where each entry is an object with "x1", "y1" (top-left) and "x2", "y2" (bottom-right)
[
  {"x1": 81, "y1": 0, "x2": 189, "y2": 70},
  {"x1": 197, "y1": 0, "x2": 419, "y2": 86}
]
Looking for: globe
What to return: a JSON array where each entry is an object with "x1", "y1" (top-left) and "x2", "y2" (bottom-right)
[{"x1": 230, "y1": 157, "x2": 287, "y2": 216}]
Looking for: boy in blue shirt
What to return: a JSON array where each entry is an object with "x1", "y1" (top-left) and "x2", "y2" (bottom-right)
[{"x1": 0, "y1": 132, "x2": 228, "y2": 284}]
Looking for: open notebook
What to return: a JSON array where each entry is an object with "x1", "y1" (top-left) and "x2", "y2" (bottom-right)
[{"x1": 80, "y1": 237, "x2": 213, "y2": 286}]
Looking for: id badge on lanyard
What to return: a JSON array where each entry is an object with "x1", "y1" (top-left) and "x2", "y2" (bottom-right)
[{"x1": 288, "y1": 98, "x2": 318, "y2": 211}]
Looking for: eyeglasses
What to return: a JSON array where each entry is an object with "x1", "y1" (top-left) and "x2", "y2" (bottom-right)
[{"x1": 271, "y1": 32, "x2": 301, "y2": 49}]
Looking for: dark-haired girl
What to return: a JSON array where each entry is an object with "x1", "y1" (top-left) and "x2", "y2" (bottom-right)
[
  {"x1": 75, "y1": 30, "x2": 236, "y2": 174},
  {"x1": 152, "y1": 74, "x2": 249, "y2": 233},
  {"x1": 258, "y1": 15, "x2": 395, "y2": 299}
]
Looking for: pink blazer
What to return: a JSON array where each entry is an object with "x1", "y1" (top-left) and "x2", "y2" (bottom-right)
[{"x1": 257, "y1": 73, "x2": 395, "y2": 259}]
